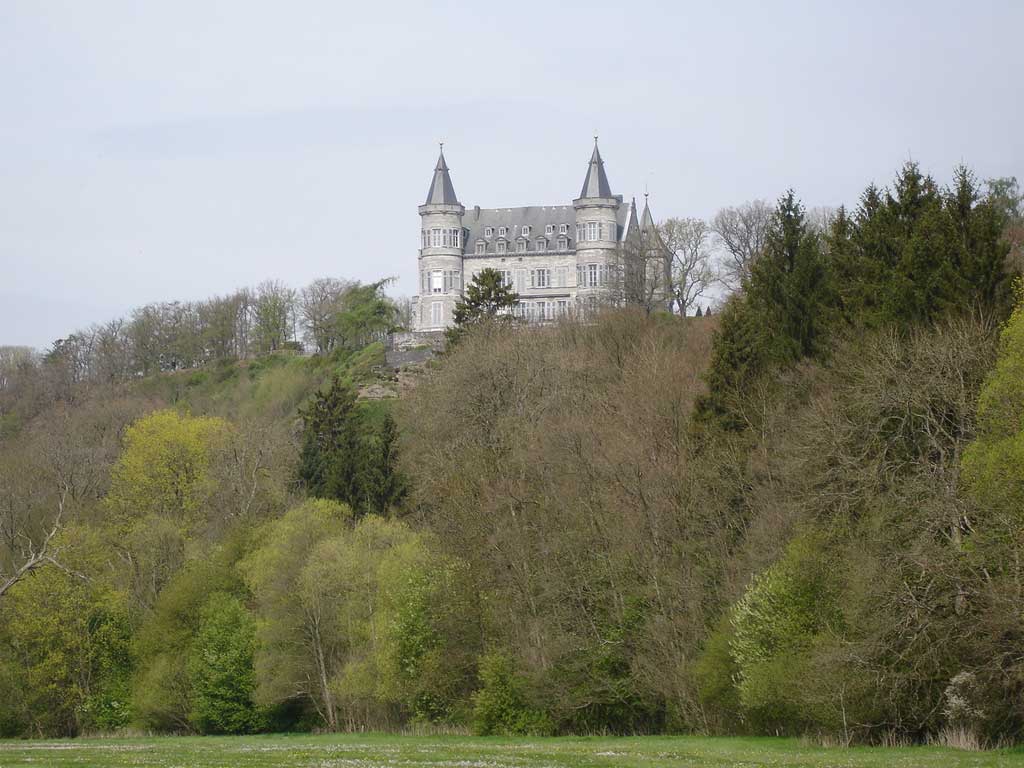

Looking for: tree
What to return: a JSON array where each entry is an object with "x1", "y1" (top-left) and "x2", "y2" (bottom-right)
[
  {"x1": 357, "y1": 413, "x2": 407, "y2": 516},
  {"x1": 298, "y1": 378, "x2": 363, "y2": 508},
  {"x1": 711, "y1": 199, "x2": 773, "y2": 290},
  {"x1": 446, "y1": 268, "x2": 518, "y2": 346},
  {"x1": 658, "y1": 217, "x2": 717, "y2": 315},
  {"x1": 187, "y1": 592, "x2": 265, "y2": 734},
  {"x1": 240, "y1": 499, "x2": 350, "y2": 730},
  {"x1": 700, "y1": 191, "x2": 833, "y2": 427},
  {"x1": 253, "y1": 280, "x2": 297, "y2": 354},
  {"x1": 300, "y1": 278, "x2": 351, "y2": 355},
  {"x1": 104, "y1": 409, "x2": 232, "y2": 609},
  {"x1": 333, "y1": 280, "x2": 399, "y2": 352}
]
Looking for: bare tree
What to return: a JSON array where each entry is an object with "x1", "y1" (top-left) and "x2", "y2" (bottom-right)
[
  {"x1": 659, "y1": 217, "x2": 717, "y2": 315},
  {"x1": 254, "y1": 280, "x2": 298, "y2": 354},
  {"x1": 300, "y1": 277, "x2": 351, "y2": 354},
  {"x1": 711, "y1": 199, "x2": 773, "y2": 290}
]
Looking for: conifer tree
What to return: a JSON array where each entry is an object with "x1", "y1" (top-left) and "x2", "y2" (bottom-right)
[
  {"x1": 297, "y1": 377, "x2": 363, "y2": 507},
  {"x1": 446, "y1": 268, "x2": 519, "y2": 346}
]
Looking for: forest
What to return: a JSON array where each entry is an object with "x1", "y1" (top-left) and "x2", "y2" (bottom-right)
[{"x1": 1, "y1": 162, "x2": 1023, "y2": 748}]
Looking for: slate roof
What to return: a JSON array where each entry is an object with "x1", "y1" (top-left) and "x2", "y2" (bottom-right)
[
  {"x1": 463, "y1": 200, "x2": 634, "y2": 257},
  {"x1": 579, "y1": 142, "x2": 613, "y2": 199},
  {"x1": 424, "y1": 149, "x2": 460, "y2": 206}
]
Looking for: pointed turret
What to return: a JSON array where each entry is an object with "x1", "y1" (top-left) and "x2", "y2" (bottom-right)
[
  {"x1": 578, "y1": 138, "x2": 613, "y2": 199},
  {"x1": 640, "y1": 193, "x2": 657, "y2": 234},
  {"x1": 424, "y1": 147, "x2": 459, "y2": 206}
]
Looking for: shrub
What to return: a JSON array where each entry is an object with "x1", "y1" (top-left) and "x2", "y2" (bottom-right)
[{"x1": 471, "y1": 651, "x2": 552, "y2": 736}]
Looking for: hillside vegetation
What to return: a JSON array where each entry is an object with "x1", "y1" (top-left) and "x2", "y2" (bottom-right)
[{"x1": 1, "y1": 163, "x2": 1023, "y2": 748}]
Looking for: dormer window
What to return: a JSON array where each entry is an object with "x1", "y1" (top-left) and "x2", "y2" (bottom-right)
[
  {"x1": 496, "y1": 240, "x2": 507, "y2": 254},
  {"x1": 559, "y1": 223, "x2": 568, "y2": 234},
  {"x1": 558, "y1": 236, "x2": 568, "y2": 250},
  {"x1": 484, "y1": 227, "x2": 493, "y2": 238},
  {"x1": 522, "y1": 225, "x2": 531, "y2": 237},
  {"x1": 536, "y1": 239, "x2": 546, "y2": 251},
  {"x1": 545, "y1": 224, "x2": 554, "y2": 235},
  {"x1": 516, "y1": 239, "x2": 527, "y2": 253},
  {"x1": 475, "y1": 241, "x2": 486, "y2": 255},
  {"x1": 498, "y1": 226, "x2": 507, "y2": 237}
]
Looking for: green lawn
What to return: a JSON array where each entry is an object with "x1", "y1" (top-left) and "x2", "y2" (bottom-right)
[{"x1": 0, "y1": 734, "x2": 1022, "y2": 768}]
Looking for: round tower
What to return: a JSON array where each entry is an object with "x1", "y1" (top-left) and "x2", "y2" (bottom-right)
[
  {"x1": 417, "y1": 146, "x2": 465, "y2": 331},
  {"x1": 572, "y1": 139, "x2": 621, "y2": 309}
]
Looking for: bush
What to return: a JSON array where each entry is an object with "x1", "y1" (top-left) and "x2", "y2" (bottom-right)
[{"x1": 471, "y1": 651, "x2": 552, "y2": 736}]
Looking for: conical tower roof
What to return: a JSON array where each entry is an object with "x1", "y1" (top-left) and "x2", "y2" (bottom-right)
[
  {"x1": 579, "y1": 139, "x2": 613, "y2": 199},
  {"x1": 640, "y1": 194, "x2": 657, "y2": 232},
  {"x1": 424, "y1": 147, "x2": 459, "y2": 206}
]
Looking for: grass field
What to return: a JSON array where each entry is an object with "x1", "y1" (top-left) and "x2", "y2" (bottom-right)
[{"x1": 1, "y1": 734, "x2": 1022, "y2": 768}]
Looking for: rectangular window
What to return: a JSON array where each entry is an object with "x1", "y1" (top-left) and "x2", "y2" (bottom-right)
[
  {"x1": 576, "y1": 223, "x2": 584, "y2": 242},
  {"x1": 530, "y1": 268, "x2": 550, "y2": 288},
  {"x1": 536, "y1": 239, "x2": 545, "y2": 252},
  {"x1": 558, "y1": 236, "x2": 567, "y2": 250},
  {"x1": 598, "y1": 264, "x2": 608, "y2": 286},
  {"x1": 545, "y1": 224, "x2": 554, "y2": 235},
  {"x1": 431, "y1": 302, "x2": 442, "y2": 326},
  {"x1": 558, "y1": 299, "x2": 568, "y2": 315},
  {"x1": 522, "y1": 225, "x2": 530, "y2": 237},
  {"x1": 555, "y1": 267, "x2": 567, "y2": 288},
  {"x1": 516, "y1": 240, "x2": 526, "y2": 253},
  {"x1": 560, "y1": 223, "x2": 568, "y2": 234},
  {"x1": 588, "y1": 263, "x2": 598, "y2": 288},
  {"x1": 431, "y1": 270, "x2": 444, "y2": 293},
  {"x1": 587, "y1": 221, "x2": 599, "y2": 241},
  {"x1": 475, "y1": 241, "x2": 485, "y2": 254},
  {"x1": 499, "y1": 269, "x2": 513, "y2": 288},
  {"x1": 498, "y1": 226, "x2": 507, "y2": 237},
  {"x1": 515, "y1": 269, "x2": 526, "y2": 292},
  {"x1": 576, "y1": 264, "x2": 584, "y2": 287},
  {"x1": 497, "y1": 240, "x2": 506, "y2": 254},
  {"x1": 485, "y1": 227, "x2": 493, "y2": 237}
]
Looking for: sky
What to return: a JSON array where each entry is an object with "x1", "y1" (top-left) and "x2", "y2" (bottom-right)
[{"x1": 2, "y1": 0, "x2": 1022, "y2": 349}]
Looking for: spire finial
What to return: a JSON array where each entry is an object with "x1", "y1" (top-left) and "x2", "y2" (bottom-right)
[{"x1": 593, "y1": 133, "x2": 599, "y2": 145}]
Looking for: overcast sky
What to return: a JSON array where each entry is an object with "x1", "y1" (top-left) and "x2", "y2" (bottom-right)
[{"x1": 2, "y1": 1, "x2": 1022, "y2": 349}]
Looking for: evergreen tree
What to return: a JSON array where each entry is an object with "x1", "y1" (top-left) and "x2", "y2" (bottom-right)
[
  {"x1": 446, "y1": 268, "x2": 519, "y2": 346},
  {"x1": 298, "y1": 377, "x2": 363, "y2": 507},
  {"x1": 699, "y1": 191, "x2": 833, "y2": 427},
  {"x1": 357, "y1": 413, "x2": 408, "y2": 516}
]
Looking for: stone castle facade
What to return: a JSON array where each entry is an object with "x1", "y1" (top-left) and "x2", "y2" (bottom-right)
[{"x1": 412, "y1": 141, "x2": 669, "y2": 331}]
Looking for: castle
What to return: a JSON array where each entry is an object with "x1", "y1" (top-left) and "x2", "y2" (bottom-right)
[{"x1": 412, "y1": 140, "x2": 670, "y2": 331}]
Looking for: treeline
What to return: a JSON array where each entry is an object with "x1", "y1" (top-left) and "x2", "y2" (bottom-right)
[
  {"x1": 1, "y1": 162, "x2": 1022, "y2": 745},
  {"x1": 0, "y1": 278, "x2": 401, "y2": 436},
  {"x1": 2, "y1": 276, "x2": 400, "y2": 389}
]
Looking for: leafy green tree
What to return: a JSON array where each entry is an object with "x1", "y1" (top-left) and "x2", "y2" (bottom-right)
[
  {"x1": 729, "y1": 534, "x2": 842, "y2": 733},
  {"x1": 446, "y1": 268, "x2": 519, "y2": 346},
  {"x1": 132, "y1": 555, "x2": 244, "y2": 732},
  {"x1": 187, "y1": 592, "x2": 265, "y2": 734},
  {"x1": 334, "y1": 280, "x2": 399, "y2": 352},
  {"x1": 240, "y1": 499, "x2": 351, "y2": 730},
  {"x1": 0, "y1": 526, "x2": 132, "y2": 737}
]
